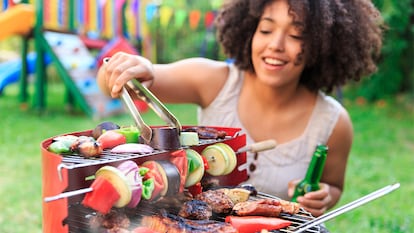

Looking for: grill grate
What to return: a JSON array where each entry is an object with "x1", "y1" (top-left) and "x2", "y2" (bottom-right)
[
  {"x1": 59, "y1": 139, "x2": 227, "y2": 168},
  {"x1": 65, "y1": 194, "x2": 320, "y2": 233}
]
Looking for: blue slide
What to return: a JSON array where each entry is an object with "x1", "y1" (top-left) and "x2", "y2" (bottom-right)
[{"x1": 0, "y1": 53, "x2": 50, "y2": 95}]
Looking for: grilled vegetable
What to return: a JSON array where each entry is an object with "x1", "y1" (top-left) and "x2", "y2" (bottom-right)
[
  {"x1": 185, "y1": 149, "x2": 205, "y2": 187},
  {"x1": 82, "y1": 176, "x2": 120, "y2": 214},
  {"x1": 95, "y1": 165, "x2": 132, "y2": 208},
  {"x1": 169, "y1": 150, "x2": 188, "y2": 192},
  {"x1": 117, "y1": 161, "x2": 143, "y2": 208},
  {"x1": 111, "y1": 143, "x2": 154, "y2": 154},
  {"x1": 220, "y1": 188, "x2": 251, "y2": 204},
  {"x1": 179, "y1": 132, "x2": 200, "y2": 146},
  {"x1": 92, "y1": 121, "x2": 120, "y2": 139},
  {"x1": 141, "y1": 160, "x2": 181, "y2": 200},
  {"x1": 225, "y1": 216, "x2": 291, "y2": 233},
  {"x1": 48, "y1": 135, "x2": 79, "y2": 154},
  {"x1": 96, "y1": 130, "x2": 127, "y2": 149},
  {"x1": 202, "y1": 143, "x2": 236, "y2": 176},
  {"x1": 115, "y1": 126, "x2": 140, "y2": 143}
]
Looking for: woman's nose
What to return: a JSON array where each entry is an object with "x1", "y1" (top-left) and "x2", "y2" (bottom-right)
[{"x1": 268, "y1": 33, "x2": 285, "y2": 52}]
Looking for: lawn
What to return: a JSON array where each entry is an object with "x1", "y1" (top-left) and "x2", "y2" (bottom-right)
[{"x1": 0, "y1": 83, "x2": 412, "y2": 233}]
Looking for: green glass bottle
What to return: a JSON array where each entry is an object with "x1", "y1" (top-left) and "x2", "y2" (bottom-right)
[{"x1": 291, "y1": 144, "x2": 328, "y2": 202}]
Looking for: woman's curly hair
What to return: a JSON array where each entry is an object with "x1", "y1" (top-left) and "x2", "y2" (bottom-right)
[{"x1": 215, "y1": 0, "x2": 384, "y2": 93}]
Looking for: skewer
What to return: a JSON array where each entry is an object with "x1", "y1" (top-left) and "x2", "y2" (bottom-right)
[
  {"x1": 44, "y1": 140, "x2": 276, "y2": 203},
  {"x1": 44, "y1": 187, "x2": 93, "y2": 202},
  {"x1": 292, "y1": 183, "x2": 400, "y2": 233}
]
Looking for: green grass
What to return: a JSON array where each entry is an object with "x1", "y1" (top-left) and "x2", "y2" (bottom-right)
[{"x1": 0, "y1": 83, "x2": 413, "y2": 233}]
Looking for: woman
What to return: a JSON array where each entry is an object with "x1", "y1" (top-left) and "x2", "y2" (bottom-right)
[{"x1": 98, "y1": 0, "x2": 383, "y2": 217}]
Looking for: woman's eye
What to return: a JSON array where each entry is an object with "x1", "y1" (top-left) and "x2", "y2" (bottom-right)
[
  {"x1": 290, "y1": 35, "x2": 303, "y2": 40},
  {"x1": 260, "y1": 30, "x2": 272, "y2": 34}
]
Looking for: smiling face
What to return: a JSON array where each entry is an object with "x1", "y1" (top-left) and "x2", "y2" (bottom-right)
[{"x1": 251, "y1": 0, "x2": 306, "y2": 88}]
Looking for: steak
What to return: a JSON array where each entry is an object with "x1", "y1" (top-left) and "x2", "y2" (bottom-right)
[
  {"x1": 195, "y1": 189, "x2": 234, "y2": 214},
  {"x1": 141, "y1": 213, "x2": 237, "y2": 233}
]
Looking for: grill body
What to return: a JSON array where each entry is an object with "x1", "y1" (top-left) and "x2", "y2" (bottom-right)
[{"x1": 41, "y1": 126, "x2": 247, "y2": 233}]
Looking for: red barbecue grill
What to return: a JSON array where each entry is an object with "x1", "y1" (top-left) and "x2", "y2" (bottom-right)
[
  {"x1": 41, "y1": 80, "x2": 323, "y2": 233},
  {"x1": 41, "y1": 126, "x2": 253, "y2": 233},
  {"x1": 41, "y1": 126, "x2": 325, "y2": 233}
]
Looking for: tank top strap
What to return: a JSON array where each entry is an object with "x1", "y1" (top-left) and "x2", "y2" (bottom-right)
[{"x1": 304, "y1": 91, "x2": 342, "y2": 148}]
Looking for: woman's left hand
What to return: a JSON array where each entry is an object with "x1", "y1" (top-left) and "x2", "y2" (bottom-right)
[{"x1": 288, "y1": 180, "x2": 332, "y2": 217}]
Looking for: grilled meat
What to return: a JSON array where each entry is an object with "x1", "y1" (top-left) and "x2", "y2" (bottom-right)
[
  {"x1": 232, "y1": 199, "x2": 300, "y2": 217},
  {"x1": 141, "y1": 213, "x2": 237, "y2": 233},
  {"x1": 279, "y1": 199, "x2": 301, "y2": 215},
  {"x1": 195, "y1": 189, "x2": 234, "y2": 214},
  {"x1": 183, "y1": 126, "x2": 227, "y2": 139},
  {"x1": 178, "y1": 199, "x2": 212, "y2": 220},
  {"x1": 88, "y1": 210, "x2": 130, "y2": 232}
]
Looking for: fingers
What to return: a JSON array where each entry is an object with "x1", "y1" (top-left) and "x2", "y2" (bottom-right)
[
  {"x1": 295, "y1": 183, "x2": 331, "y2": 217},
  {"x1": 100, "y1": 52, "x2": 153, "y2": 98},
  {"x1": 287, "y1": 179, "x2": 300, "y2": 197}
]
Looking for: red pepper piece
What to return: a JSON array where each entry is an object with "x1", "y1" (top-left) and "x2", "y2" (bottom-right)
[
  {"x1": 142, "y1": 161, "x2": 164, "y2": 200},
  {"x1": 188, "y1": 182, "x2": 203, "y2": 196},
  {"x1": 225, "y1": 215, "x2": 291, "y2": 233},
  {"x1": 201, "y1": 155, "x2": 209, "y2": 170},
  {"x1": 82, "y1": 176, "x2": 120, "y2": 214}
]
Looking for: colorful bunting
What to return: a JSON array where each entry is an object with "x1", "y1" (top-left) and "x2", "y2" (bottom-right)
[
  {"x1": 204, "y1": 11, "x2": 215, "y2": 28},
  {"x1": 174, "y1": 8, "x2": 186, "y2": 28},
  {"x1": 189, "y1": 10, "x2": 201, "y2": 30},
  {"x1": 159, "y1": 5, "x2": 173, "y2": 28},
  {"x1": 145, "y1": 3, "x2": 157, "y2": 22}
]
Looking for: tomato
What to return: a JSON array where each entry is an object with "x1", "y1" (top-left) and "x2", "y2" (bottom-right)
[
  {"x1": 96, "y1": 130, "x2": 126, "y2": 149},
  {"x1": 225, "y1": 216, "x2": 291, "y2": 233},
  {"x1": 169, "y1": 149, "x2": 188, "y2": 192}
]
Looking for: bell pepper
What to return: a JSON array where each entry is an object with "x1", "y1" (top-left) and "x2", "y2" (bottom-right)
[
  {"x1": 142, "y1": 178, "x2": 155, "y2": 200},
  {"x1": 202, "y1": 155, "x2": 209, "y2": 170},
  {"x1": 142, "y1": 161, "x2": 165, "y2": 200},
  {"x1": 225, "y1": 216, "x2": 291, "y2": 233},
  {"x1": 115, "y1": 126, "x2": 140, "y2": 143},
  {"x1": 82, "y1": 176, "x2": 120, "y2": 214},
  {"x1": 188, "y1": 182, "x2": 203, "y2": 197}
]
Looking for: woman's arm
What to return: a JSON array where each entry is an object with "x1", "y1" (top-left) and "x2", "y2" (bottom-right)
[
  {"x1": 97, "y1": 52, "x2": 229, "y2": 107},
  {"x1": 288, "y1": 107, "x2": 353, "y2": 217}
]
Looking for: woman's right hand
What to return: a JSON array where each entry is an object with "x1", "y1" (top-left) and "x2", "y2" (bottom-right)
[{"x1": 97, "y1": 52, "x2": 155, "y2": 98}]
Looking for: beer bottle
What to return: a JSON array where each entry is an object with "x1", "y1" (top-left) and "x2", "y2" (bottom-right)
[{"x1": 291, "y1": 144, "x2": 328, "y2": 202}]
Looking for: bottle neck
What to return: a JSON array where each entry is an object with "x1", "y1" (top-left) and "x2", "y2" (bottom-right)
[{"x1": 304, "y1": 149, "x2": 327, "y2": 184}]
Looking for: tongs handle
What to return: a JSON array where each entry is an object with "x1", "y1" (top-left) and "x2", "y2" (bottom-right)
[
  {"x1": 292, "y1": 183, "x2": 400, "y2": 233},
  {"x1": 126, "y1": 79, "x2": 182, "y2": 133}
]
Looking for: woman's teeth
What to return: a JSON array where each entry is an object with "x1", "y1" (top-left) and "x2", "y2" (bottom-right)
[{"x1": 264, "y1": 58, "x2": 285, "y2": 65}]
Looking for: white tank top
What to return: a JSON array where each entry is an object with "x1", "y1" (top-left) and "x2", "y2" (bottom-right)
[{"x1": 198, "y1": 64, "x2": 342, "y2": 200}]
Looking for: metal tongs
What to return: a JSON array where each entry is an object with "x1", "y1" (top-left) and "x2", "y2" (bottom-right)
[
  {"x1": 103, "y1": 58, "x2": 181, "y2": 146},
  {"x1": 292, "y1": 183, "x2": 400, "y2": 233}
]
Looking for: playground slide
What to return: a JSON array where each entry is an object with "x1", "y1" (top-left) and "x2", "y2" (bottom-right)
[
  {"x1": 40, "y1": 31, "x2": 125, "y2": 118},
  {"x1": 0, "y1": 53, "x2": 52, "y2": 95},
  {"x1": 0, "y1": 4, "x2": 35, "y2": 41}
]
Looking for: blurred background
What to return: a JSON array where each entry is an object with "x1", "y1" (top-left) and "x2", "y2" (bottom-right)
[{"x1": 0, "y1": 0, "x2": 413, "y2": 232}]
